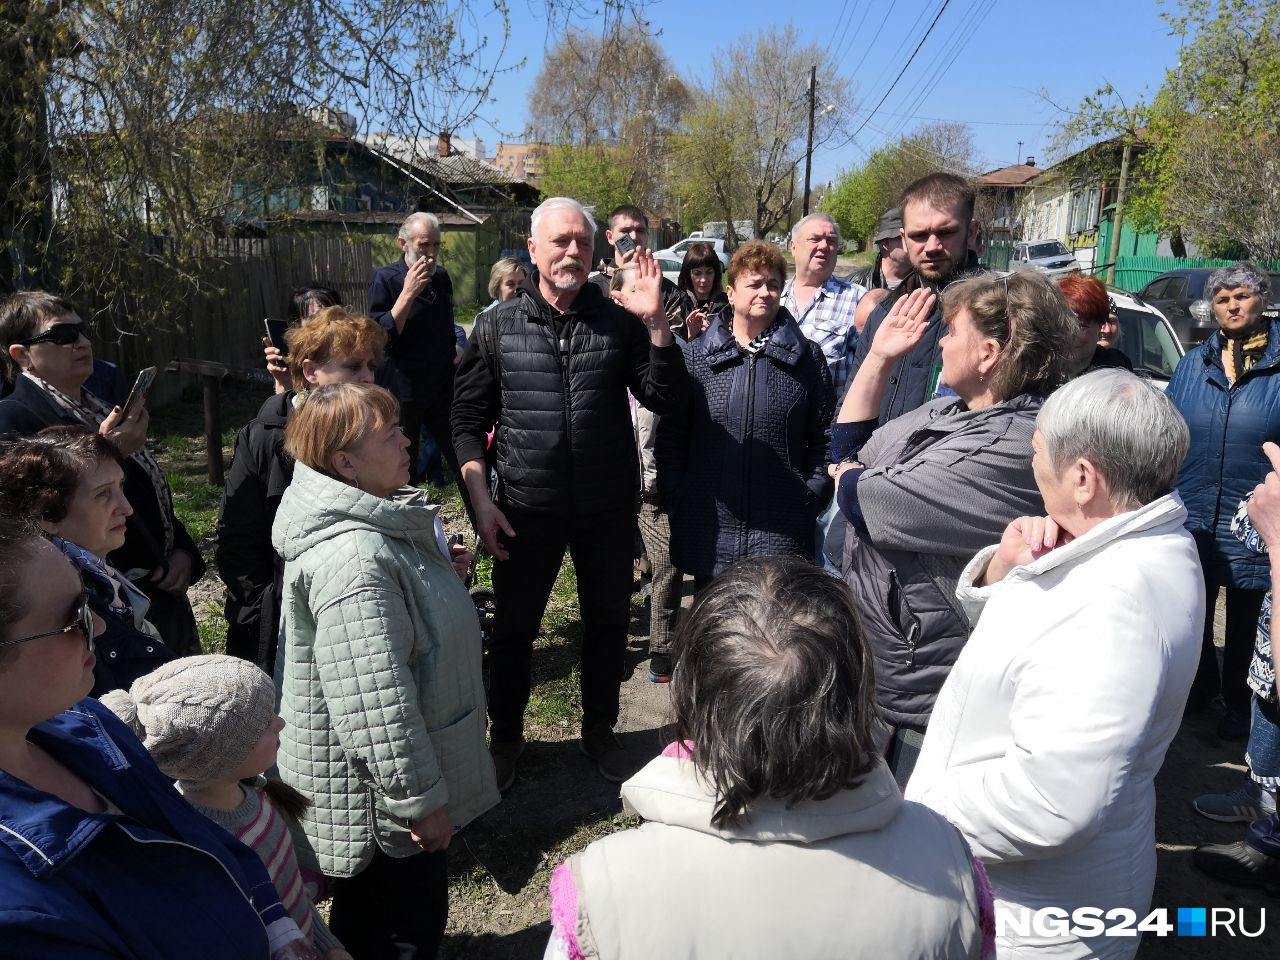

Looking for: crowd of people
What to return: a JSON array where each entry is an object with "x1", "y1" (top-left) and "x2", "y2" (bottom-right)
[{"x1": 0, "y1": 172, "x2": 1277, "y2": 960}]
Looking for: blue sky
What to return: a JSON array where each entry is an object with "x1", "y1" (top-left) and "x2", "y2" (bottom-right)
[{"x1": 454, "y1": 0, "x2": 1185, "y2": 185}]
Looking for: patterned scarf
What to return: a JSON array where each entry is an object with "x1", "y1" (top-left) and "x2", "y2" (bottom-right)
[
  {"x1": 741, "y1": 317, "x2": 783, "y2": 357},
  {"x1": 1222, "y1": 326, "x2": 1269, "y2": 385}
]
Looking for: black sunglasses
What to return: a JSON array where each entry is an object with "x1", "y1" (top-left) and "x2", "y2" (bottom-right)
[
  {"x1": 0, "y1": 585, "x2": 95, "y2": 654},
  {"x1": 19, "y1": 321, "x2": 90, "y2": 347}
]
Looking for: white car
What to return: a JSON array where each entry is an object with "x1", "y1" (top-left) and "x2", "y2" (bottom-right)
[
  {"x1": 653, "y1": 237, "x2": 730, "y2": 269},
  {"x1": 1108, "y1": 287, "x2": 1184, "y2": 388},
  {"x1": 656, "y1": 258, "x2": 683, "y2": 286},
  {"x1": 1009, "y1": 239, "x2": 1080, "y2": 279}
]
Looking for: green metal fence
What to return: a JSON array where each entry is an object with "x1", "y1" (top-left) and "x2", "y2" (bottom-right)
[{"x1": 1090, "y1": 256, "x2": 1280, "y2": 294}]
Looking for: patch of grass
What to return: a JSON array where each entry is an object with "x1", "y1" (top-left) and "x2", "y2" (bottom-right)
[
  {"x1": 197, "y1": 602, "x2": 227, "y2": 655},
  {"x1": 166, "y1": 470, "x2": 224, "y2": 543},
  {"x1": 525, "y1": 670, "x2": 580, "y2": 728}
]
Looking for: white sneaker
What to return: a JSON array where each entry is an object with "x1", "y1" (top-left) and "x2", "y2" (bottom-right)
[{"x1": 1193, "y1": 781, "x2": 1278, "y2": 823}]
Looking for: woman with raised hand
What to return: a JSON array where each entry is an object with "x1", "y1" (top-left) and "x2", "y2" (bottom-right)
[
  {"x1": 833, "y1": 271, "x2": 1075, "y2": 783},
  {"x1": 272, "y1": 382, "x2": 496, "y2": 958}
]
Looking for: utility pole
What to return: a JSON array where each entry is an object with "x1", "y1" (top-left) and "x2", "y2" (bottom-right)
[
  {"x1": 802, "y1": 64, "x2": 817, "y2": 216},
  {"x1": 1105, "y1": 139, "x2": 1133, "y2": 286}
]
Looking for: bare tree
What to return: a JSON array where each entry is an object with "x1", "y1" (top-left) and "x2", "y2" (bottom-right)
[
  {"x1": 1164, "y1": 120, "x2": 1280, "y2": 260},
  {"x1": 673, "y1": 26, "x2": 853, "y2": 239},
  {"x1": 528, "y1": 23, "x2": 690, "y2": 211}
]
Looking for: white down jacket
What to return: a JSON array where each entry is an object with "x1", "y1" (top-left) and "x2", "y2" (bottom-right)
[{"x1": 906, "y1": 493, "x2": 1204, "y2": 960}]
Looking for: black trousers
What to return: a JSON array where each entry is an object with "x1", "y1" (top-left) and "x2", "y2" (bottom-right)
[
  {"x1": 1192, "y1": 584, "x2": 1266, "y2": 715},
  {"x1": 327, "y1": 847, "x2": 448, "y2": 960},
  {"x1": 399, "y1": 397, "x2": 474, "y2": 525},
  {"x1": 488, "y1": 506, "x2": 633, "y2": 743}
]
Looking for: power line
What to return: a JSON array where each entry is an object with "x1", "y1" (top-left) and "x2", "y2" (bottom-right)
[
  {"x1": 848, "y1": 0, "x2": 952, "y2": 142},
  {"x1": 823, "y1": 0, "x2": 855, "y2": 61}
]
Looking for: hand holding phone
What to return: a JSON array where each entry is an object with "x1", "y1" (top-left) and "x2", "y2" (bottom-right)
[
  {"x1": 263, "y1": 318, "x2": 291, "y2": 356},
  {"x1": 615, "y1": 234, "x2": 637, "y2": 260},
  {"x1": 122, "y1": 366, "x2": 157, "y2": 418}
]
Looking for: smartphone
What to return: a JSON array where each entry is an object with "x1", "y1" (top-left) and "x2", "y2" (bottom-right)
[
  {"x1": 264, "y1": 318, "x2": 291, "y2": 356},
  {"x1": 615, "y1": 234, "x2": 637, "y2": 257},
  {"x1": 121, "y1": 366, "x2": 157, "y2": 417}
]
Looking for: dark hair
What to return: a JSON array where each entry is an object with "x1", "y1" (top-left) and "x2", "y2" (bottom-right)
[
  {"x1": 261, "y1": 778, "x2": 311, "y2": 824},
  {"x1": 0, "y1": 516, "x2": 47, "y2": 658},
  {"x1": 0, "y1": 290, "x2": 80, "y2": 382},
  {"x1": 287, "y1": 285, "x2": 343, "y2": 323},
  {"x1": 0, "y1": 428, "x2": 125, "y2": 526},
  {"x1": 900, "y1": 171, "x2": 976, "y2": 224},
  {"x1": 671, "y1": 556, "x2": 879, "y2": 828},
  {"x1": 677, "y1": 243, "x2": 724, "y2": 296},
  {"x1": 941, "y1": 272, "x2": 1076, "y2": 400},
  {"x1": 1057, "y1": 274, "x2": 1109, "y2": 327},
  {"x1": 607, "y1": 205, "x2": 647, "y2": 230}
]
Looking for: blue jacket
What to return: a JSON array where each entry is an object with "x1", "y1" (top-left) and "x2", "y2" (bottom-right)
[
  {"x1": 0, "y1": 698, "x2": 287, "y2": 958},
  {"x1": 1166, "y1": 317, "x2": 1280, "y2": 590},
  {"x1": 656, "y1": 310, "x2": 834, "y2": 578}
]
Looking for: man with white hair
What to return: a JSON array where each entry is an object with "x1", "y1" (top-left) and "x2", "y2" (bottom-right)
[
  {"x1": 368, "y1": 211, "x2": 460, "y2": 487},
  {"x1": 452, "y1": 197, "x2": 688, "y2": 790},
  {"x1": 907, "y1": 370, "x2": 1204, "y2": 960},
  {"x1": 782, "y1": 212, "x2": 865, "y2": 401}
]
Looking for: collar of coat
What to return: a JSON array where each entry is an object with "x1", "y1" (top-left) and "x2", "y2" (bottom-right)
[
  {"x1": 516, "y1": 271, "x2": 612, "y2": 321},
  {"x1": 273, "y1": 461, "x2": 444, "y2": 563},
  {"x1": 1198, "y1": 315, "x2": 1280, "y2": 381},
  {"x1": 701, "y1": 307, "x2": 806, "y2": 370},
  {"x1": 970, "y1": 491, "x2": 1190, "y2": 591},
  {"x1": 619, "y1": 753, "x2": 904, "y2": 843}
]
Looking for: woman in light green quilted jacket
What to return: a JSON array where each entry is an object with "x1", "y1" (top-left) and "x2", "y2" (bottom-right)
[{"x1": 271, "y1": 382, "x2": 499, "y2": 960}]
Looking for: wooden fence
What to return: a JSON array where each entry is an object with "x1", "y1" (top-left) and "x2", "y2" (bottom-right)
[{"x1": 87, "y1": 236, "x2": 377, "y2": 406}]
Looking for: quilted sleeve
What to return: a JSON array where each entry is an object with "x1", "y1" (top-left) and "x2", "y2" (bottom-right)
[{"x1": 309, "y1": 568, "x2": 448, "y2": 824}]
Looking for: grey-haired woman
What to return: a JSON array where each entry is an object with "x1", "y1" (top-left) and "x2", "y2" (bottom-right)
[{"x1": 1167, "y1": 261, "x2": 1280, "y2": 740}]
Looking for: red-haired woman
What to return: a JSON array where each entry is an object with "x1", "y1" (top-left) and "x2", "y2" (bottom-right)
[{"x1": 1058, "y1": 274, "x2": 1133, "y2": 376}]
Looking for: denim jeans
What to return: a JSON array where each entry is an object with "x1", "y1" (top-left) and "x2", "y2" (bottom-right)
[{"x1": 1247, "y1": 694, "x2": 1280, "y2": 788}]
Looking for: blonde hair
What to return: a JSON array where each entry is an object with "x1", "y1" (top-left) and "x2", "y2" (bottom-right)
[
  {"x1": 609, "y1": 263, "x2": 637, "y2": 292},
  {"x1": 284, "y1": 383, "x2": 400, "y2": 478},
  {"x1": 284, "y1": 307, "x2": 387, "y2": 392},
  {"x1": 487, "y1": 257, "x2": 529, "y2": 299}
]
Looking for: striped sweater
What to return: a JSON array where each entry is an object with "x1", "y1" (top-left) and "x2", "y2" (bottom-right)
[{"x1": 190, "y1": 782, "x2": 341, "y2": 955}]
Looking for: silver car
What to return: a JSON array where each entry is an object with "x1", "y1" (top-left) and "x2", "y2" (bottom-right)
[{"x1": 1009, "y1": 240, "x2": 1081, "y2": 279}]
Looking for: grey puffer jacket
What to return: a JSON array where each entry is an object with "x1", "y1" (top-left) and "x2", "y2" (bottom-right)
[
  {"x1": 272, "y1": 464, "x2": 499, "y2": 877},
  {"x1": 841, "y1": 394, "x2": 1044, "y2": 733}
]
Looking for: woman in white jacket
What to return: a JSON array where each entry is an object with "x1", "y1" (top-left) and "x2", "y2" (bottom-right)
[{"x1": 906, "y1": 369, "x2": 1204, "y2": 960}]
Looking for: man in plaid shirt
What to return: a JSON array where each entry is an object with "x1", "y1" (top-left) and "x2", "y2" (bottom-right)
[{"x1": 782, "y1": 213, "x2": 866, "y2": 402}]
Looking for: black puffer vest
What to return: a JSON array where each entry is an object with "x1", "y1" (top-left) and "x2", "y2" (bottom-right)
[{"x1": 475, "y1": 281, "x2": 654, "y2": 516}]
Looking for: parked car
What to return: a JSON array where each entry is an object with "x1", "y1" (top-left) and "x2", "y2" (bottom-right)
[
  {"x1": 654, "y1": 237, "x2": 730, "y2": 269},
  {"x1": 657, "y1": 257, "x2": 683, "y2": 286},
  {"x1": 1137, "y1": 267, "x2": 1280, "y2": 347},
  {"x1": 1109, "y1": 287, "x2": 1185, "y2": 388},
  {"x1": 1008, "y1": 239, "x2": 1081, "y2": 279}
]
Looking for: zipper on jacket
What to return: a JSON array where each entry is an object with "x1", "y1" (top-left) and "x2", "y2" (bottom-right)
[
  {"x1": 558, "y1": 320, "x2": 574, "y2": 495},
  {"x1": 739, "y1": 353, "x2": 757, "y2": 560},
  {"x1": 114, "y1": 824, "x2": 271, "y2": 939}
]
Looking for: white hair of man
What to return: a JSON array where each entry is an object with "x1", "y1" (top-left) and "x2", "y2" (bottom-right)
[
  {"x1": 398, "y1": 211, "x2": 441, "y2": 239},
  {"x1": 1036, "y1": 369, "x2": 1190, "y2": 510},
  {"x1": 531, "y1": 196, "x2": 597, "y2": 238},
  {"x1": 790, "y1": 212, "x2": 841, "y2": 245}
]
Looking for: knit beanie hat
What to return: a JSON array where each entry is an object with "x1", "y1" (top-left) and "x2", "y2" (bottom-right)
[{"x1": 100, "y1": 655, "x2": 277, "y2": 787}]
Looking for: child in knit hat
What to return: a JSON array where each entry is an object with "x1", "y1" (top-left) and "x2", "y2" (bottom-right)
[{"x1": 101, "y1": 656, "x2": 351, "y2": 960}]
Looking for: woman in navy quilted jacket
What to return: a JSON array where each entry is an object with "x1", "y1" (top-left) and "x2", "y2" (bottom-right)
[
  {"x1": 1167, "y1": 261, "x2": 1280, "y2": 741},
  {"x1": 655, "y1": 240, "x2": 835, "y2": 588}
]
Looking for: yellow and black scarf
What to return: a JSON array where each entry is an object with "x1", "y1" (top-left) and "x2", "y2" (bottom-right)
[{"x1": 1223, "y1": 327, "x2": 1269, "y2": 385}]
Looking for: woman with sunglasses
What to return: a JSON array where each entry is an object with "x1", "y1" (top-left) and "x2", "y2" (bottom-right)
[
  {"x1": 0, "y1": 428, "x2": 178, "y2": 696},
  {"x1": 0, "y1": 291, "x2": 205, "y2": 655},
  {"x1": 0, "y1": 519, "x2": 327, "y2": 959}
]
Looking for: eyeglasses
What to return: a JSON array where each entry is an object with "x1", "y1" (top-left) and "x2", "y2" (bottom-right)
[
  {"x1": 0, "y1": 586, "x2": 96, "y2": 654},
  {"x1": 19, "y1": 321, "x2": 90, "y2": 347}
]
